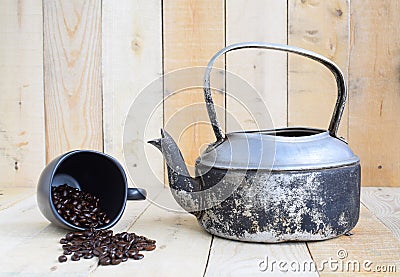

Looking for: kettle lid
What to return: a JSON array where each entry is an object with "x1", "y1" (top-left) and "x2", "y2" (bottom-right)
[{"x1": 197, "y1": 127, "x2": 359, "y2": 171}]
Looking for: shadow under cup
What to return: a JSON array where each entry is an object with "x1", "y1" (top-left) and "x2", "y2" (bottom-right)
[{"x1": 37, "y1": 150, "x2": 146, "y2": 230}]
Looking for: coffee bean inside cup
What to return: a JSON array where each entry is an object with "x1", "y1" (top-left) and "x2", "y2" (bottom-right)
[
  {"x1": 58, "y1": 229, "x2": 156, "y2": 265},
  {"x1": 52, "y1": 184, "x2": 111, "y2": 228}
]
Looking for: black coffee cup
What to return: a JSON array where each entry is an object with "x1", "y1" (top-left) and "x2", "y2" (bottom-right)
[{"x1": 37, "y1": 150, "x2": 146, "y2": 230}]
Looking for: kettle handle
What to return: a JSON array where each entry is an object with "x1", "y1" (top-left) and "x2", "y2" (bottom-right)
[{"x1": 204, "y1": 42, "x2": 347, "y2": 140}]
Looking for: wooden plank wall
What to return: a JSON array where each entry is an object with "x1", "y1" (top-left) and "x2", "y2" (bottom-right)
[
  {"x1": 348, "y1": 0, "x2": 400, "y2": 187},
  {"x1": 288, "y1": 0, "x2": 350, "y2": 139},
  {"x1": 0, "y1": 0, "x2": 45, "y2": 187},
  {"x1": 102, "y1": 0, "x2": 163, "y2": 193},
  {"x1": 43, "y1": 0, "x2": 103, "y2": 160},
  {"x1": 163, "y1": 0, "x2": 225, "y2": 175},
  {"x1": 0, "y1": 0, "x2": 399, "y2": 188},
  {"x1": 226, "y1": 1, "x2": 287, "y2": 131}
]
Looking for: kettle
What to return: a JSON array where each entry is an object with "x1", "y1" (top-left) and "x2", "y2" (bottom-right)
[{"x1": 148, "y1": 42, "x2": 360, "y2": 242}]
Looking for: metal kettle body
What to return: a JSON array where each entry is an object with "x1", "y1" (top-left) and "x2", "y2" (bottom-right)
[{"x1": 149, "y1": 42, "x2": 361, "y2": 243}]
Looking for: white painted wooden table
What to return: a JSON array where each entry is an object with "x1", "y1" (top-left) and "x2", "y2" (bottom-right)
[{"x1": 0, "y1": 187, "x2": 399, "y2": 276}]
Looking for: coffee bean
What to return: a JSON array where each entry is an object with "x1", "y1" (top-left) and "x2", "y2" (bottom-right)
[
  {"x1": 52, "y1": 184, "x2": 111, "y2": 228},
  {"x1": 99, "y1": 257, "x2": 111, "y2": 266},
  {"x1": 102, "y1": 254, "x2": 111, "y2": 259},
  {"x1": 127, "y1": 250, "x2": 138, "y2": 258},
  {"x1": 115, "y1": 251, "x2": 124, "y2": 259},
  {"x1": 74, "y1": 251, "x2": 83, "y2": 257},
  {"x1": 74, "y1": 231, "x2": 84, "y2": 237},
  {"x1": 144, "y1": 244, "x2": 156, "y2": 251},
  {"x1": 58, "y1": 255, "x2": 67, "y2": 263},
  {"x1": 57, "y1": 224, "x2": 156, "y2": 266},
  {"x1": 84, "y1": 230, "x2": 93, "y2": 237},
  {"x1": 71, "y1": 254, "x2": 80, "y2": 261},
  {"x1": 132, "y1": 254, "x2": 144, "y2": 260},
  {"x1": 83, "y1": 213, "x2": 91, "y2": 218},
  {"x1": 129, "y1": 247, "x2": 139, "y2": 253},
  {"x1": 66, "y1": 232, "x2": 75, "y2": 241},
  {"x1": 93, "y1": 247, "x2": 105, "y2": 256},
  {"x1": 84, "y1": 253, "x2": 94, "y2": 259},
  {"x1": 103, "y1": 238, "x2": 111, "y2": 244},
  {"x1": 111, "y1": 258, "x2": 122, "y2": 265},
  {"x1": 71, "y1": 239, "x2": 83, "y2": 245}
]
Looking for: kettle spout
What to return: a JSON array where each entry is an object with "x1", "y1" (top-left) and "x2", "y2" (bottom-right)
[
  {"x1": 148, "y1": 129, "x2": 202, "y2": 216},
  {"x1": 147, "y1": 138, "x2": 162, "y2": 151}
]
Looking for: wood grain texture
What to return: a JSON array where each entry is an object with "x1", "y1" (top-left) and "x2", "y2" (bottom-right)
[
  {"x1": 91, "y1": 189, "x2": 212, "y2": 276},
  {"x1": 102, "y1": 0, "x2": 163, "y2": 195},
  {"x1": 226, "y1": 1, "x2": 287, "y2": 131},
  {"x1": 163, "y1": 0, "x2": 225, "y2": 175},
  {"x1": 205, "y1": 238, "x2": 317, "y2": 276},
  {"x1": 0, "y1": 0, "x2": 45, "y2": 187},
  {"x1": 307, "y1": 205, "x2": 400, "y2": 276},
  {"x1": 348, "y1": 0, "x2": 400, "y2": 187},
  {"x1": 0, "y1": 192, "x2": 153, "y2": 274},
  {"x1": 361, "y1": 187, "x2": 400, "y2": 241},
  {"x1": 43, "y1": 0, "x2": 103, "y2": 162},
  {"x1": 2, "y1": 188, "x2": 400, "y2": 275},
  {"x1": 0, "y1": 196, "x2": 50, "y2": 261},
  {"x1": 0, "y1": 187, "x2": 34, "y2": 211},
  {"x1": 288, "y1": 0, "x2": 350, "y2": 139}
]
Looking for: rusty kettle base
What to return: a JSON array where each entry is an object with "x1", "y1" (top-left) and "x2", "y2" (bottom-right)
[{"x1": 196, "y1": 163, "x2": 361, "y2": 243}]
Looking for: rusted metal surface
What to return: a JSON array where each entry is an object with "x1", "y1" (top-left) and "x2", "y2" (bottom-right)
[{"x1": 196, "y1": 164, "x2": 360, "y2": 242}]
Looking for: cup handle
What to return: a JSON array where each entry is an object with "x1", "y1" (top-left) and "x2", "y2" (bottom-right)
[{"x1": 127, "y1": 188, "x2": 147, "y2": 200}]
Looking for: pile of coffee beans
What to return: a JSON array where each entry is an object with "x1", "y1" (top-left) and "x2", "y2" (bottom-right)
[
  {"x1": 58, "y1": 228, "x2": 156, "y2": 265},
  {"x1": 53, "y1": 184, "x2": 156, "y2": 266},
  {"x1": 52, "y1": 184, "x2": 111, "y2": 228}
]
